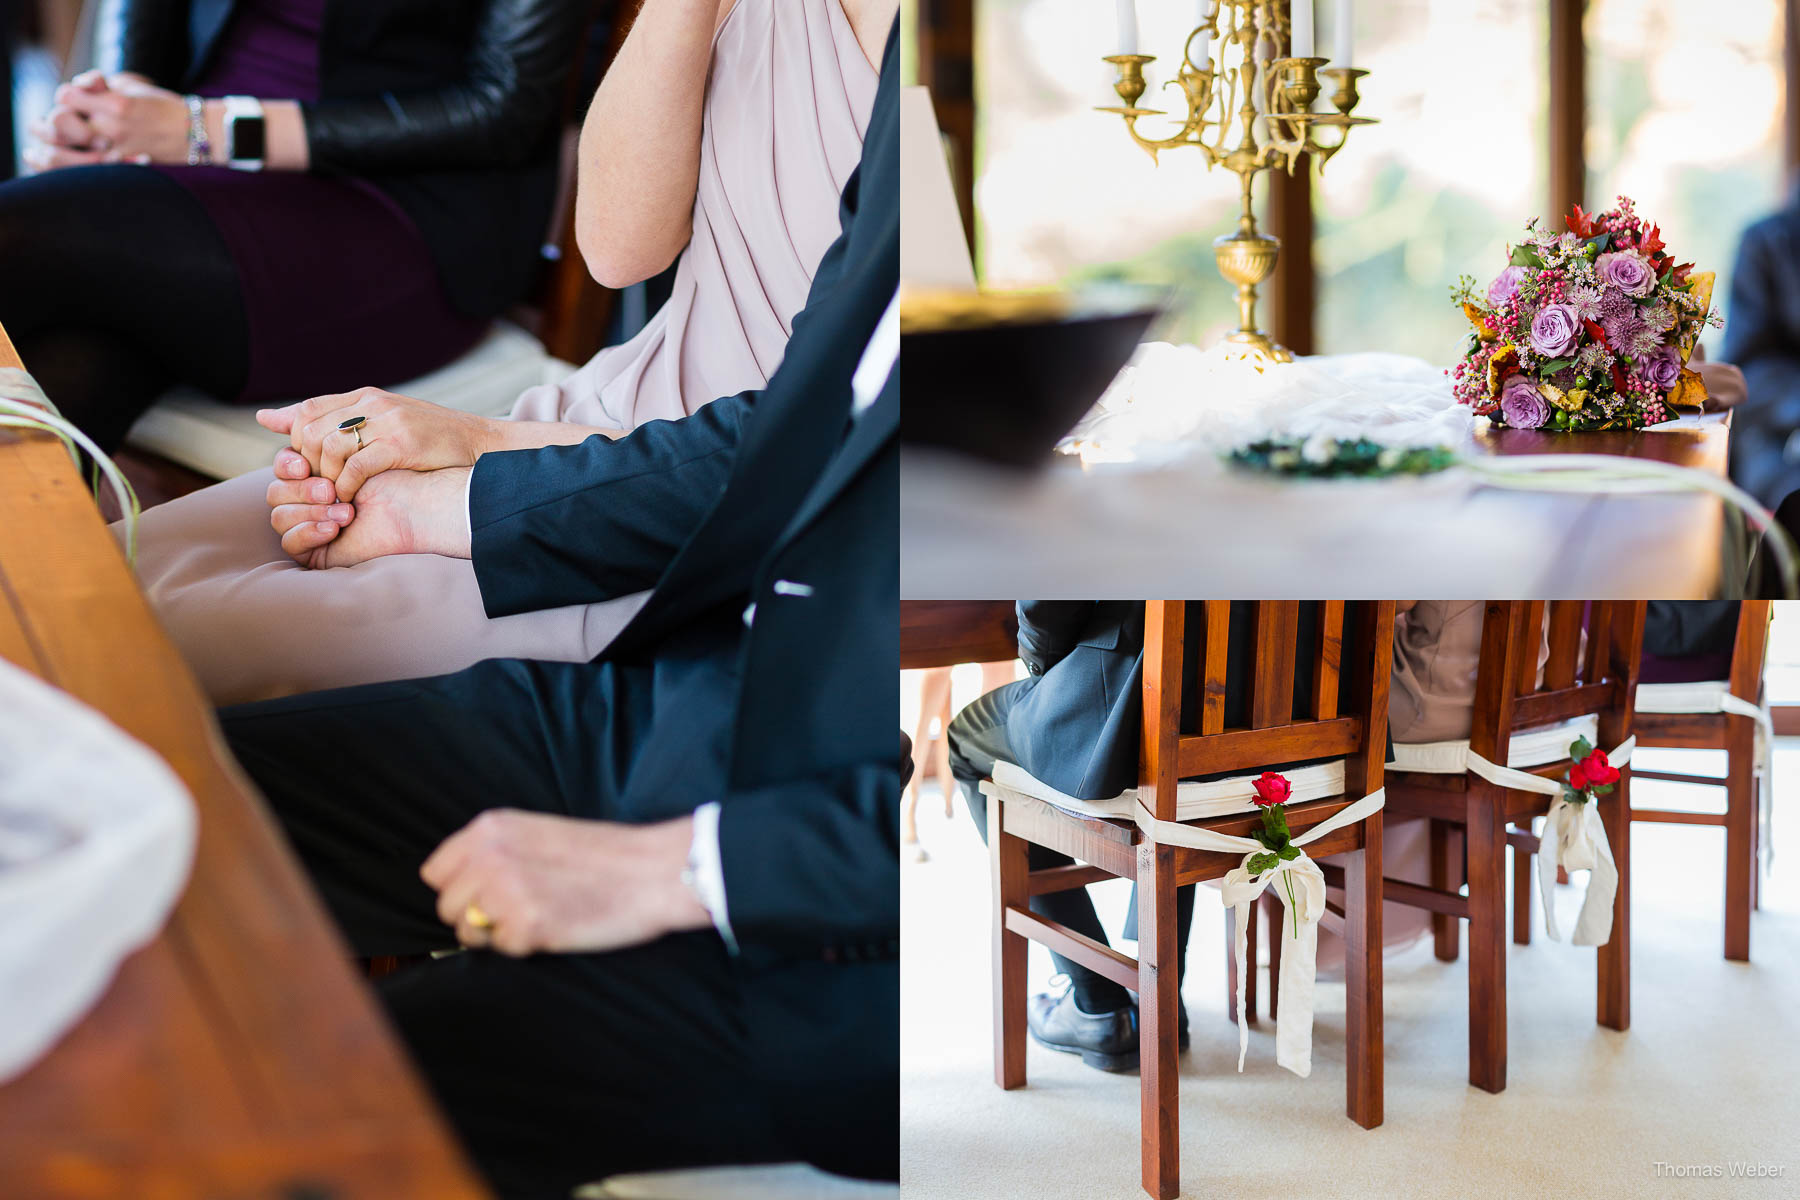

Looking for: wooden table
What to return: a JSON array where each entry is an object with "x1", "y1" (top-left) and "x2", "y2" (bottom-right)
[
  {"x1": 0, "y1": 324, "x2": 488, "y2": 1199},
  {"x1": 901, "y1": 412, "x2": 1734, "y2": 598}
]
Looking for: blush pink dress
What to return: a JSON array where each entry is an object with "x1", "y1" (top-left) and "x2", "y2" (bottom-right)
[{"x1": 126, "y1": 0, "x2": 878, "y2": 706}]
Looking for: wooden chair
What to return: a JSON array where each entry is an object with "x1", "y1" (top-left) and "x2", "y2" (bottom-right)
[
  {"x1": 988, "y1": 601, "x2": 1392, "y2": 1200},
  {"x1": 1383, "y1": 601, "x2": 1644, "y2": 1095},
  {"x1": 1629, "y1": 602, "x2": 1770, "y2": 961}
]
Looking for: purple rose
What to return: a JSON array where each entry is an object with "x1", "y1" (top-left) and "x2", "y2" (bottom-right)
[
  {"x1": 1530, "y1": 303, "x2": 1582, "y2": 358},
  {"x1": 1641, "y1": 345, "x2": 1683, "y2": 391},
  {"x1": 1487, "y1": 266, "x2": 1527, "y2": 308},
  {"x1": 1499, "y1": 374, "x2": 1551, "y2": 429},
  {"x1": 1597, "y1": 250, "x2": 1657, "y2": 298}
]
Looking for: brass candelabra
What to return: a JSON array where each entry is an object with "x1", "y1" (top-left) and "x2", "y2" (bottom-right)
[{"x1": 1099, "y1": 1, "x2": 1374, "y2": 363}]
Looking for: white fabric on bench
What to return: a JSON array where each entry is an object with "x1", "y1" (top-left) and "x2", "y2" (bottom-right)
[
  {"x1": 988, "y1": 756, "x2": 1346, "y2": 824},
  {"x1": 0, "y1": 659, "x2": 196, "y2": 1082},
  {"x1": 125, "y1": 321, "x2": 574, "y2": 481},
  {"x1": 573, "y1": 1163, "x2": 897, "y2": 1199}
]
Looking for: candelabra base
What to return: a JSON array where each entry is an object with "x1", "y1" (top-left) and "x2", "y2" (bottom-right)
[{"x1": 1216, "y1": 329, "x2": 1294, "y2": 368}]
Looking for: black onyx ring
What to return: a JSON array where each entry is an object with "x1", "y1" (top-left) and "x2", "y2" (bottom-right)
[{"x1": 338, "y1": 414, "x2": 366, "y2": 449}]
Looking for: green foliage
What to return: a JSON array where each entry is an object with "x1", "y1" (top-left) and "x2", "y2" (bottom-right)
[
  {"x1": 1228, "y1": 438, "x2": 1458, "y2": 478},
  {"x1": 1509, "y1": 243, "x2": 1544, "y2": 269}
]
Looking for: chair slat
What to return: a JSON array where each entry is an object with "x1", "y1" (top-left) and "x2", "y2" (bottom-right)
[
  {"x1": 1515, "y1": 601, "x2": 1545, "y2": 696},
  {"x1": 1199, "y1": 602, "x2": 1231, "y2": 735},
  {"x1": 1583, "y1": 602, "x2": 1612, "y2": 684},
  {"x1": 1313, "y1": 600, "x2": 1345, "y2": 720},
  {"x1": 1543, "y1": 601, "x2": 1583, "y2": 690},
  {"x1": 1250, "y1": 602, "x2": 1300, "y2": 728}
]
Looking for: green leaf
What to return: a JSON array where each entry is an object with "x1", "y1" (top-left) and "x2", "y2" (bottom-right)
[
  {"x1": 1538, "y1": 356, "x2": 1575, "y2": 376},
  {"x1": 1571, "y1": 736, "x2": 1594, "y2": 760},
  {"x1": 1278, "y1": 845, "x2": 1300, "y2": 861},
  {"x1": 1592, "y1": 782, "x2": 1613, "y2": 796},
  {"x1": 1270, "y1": 805, "x2": 1291, "y2": 841},
  {"x1": 1247, "y1": 852, "x2": 1278, "y2": 874},
  {"x1": 1585, "y1": 232, "x2": 1612, "y2": 254},
  {"x1": 1510, "y1": 244, "x2": 1544, "y2": 269}
]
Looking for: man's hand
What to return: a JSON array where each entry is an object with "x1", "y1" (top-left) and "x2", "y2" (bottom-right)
[
  {"x1": 257, "y1": 386, "x2": 501, "y2": 500},
  {"x1": 420, "y1": 810, "x2": 711, "y2": 956},
  {"x1": 265, "y1": 464, "x2": 471, "y2": 568}
]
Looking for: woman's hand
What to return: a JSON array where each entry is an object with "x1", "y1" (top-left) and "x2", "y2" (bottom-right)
[
  {"x1": 258, "y1": 387, "x2": 502, "y2": 500},
  {"x1": 45, "y1": 72, "x2": 191, "y2": 166}
]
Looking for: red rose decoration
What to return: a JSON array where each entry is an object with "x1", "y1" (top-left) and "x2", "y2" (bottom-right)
[
  {"x1": 1251, "y1": 772, "x2": 1291, "y2": 808},
  {"x1": 1569, "y1": 763, "x2": 1588, "y2": 791},
  {"x1": 1581, "y1": 749, "x2": 1619, "y2": 787}
]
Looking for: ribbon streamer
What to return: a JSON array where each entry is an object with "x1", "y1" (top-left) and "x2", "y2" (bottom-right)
[
  {"x1": 0, "y1": 368, "x2": 141, "y2": 566},
  {"x1": 1463, "y1": 453, "x2": 1799, "y2": 599}
]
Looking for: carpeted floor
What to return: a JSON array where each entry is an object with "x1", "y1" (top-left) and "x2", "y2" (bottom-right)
[{"x1": 901, "y1": 743, "x2": 1800, "y2": 1199}]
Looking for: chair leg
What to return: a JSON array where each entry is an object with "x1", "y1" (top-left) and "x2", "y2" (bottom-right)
[
  {"x1": 1263, "y1": 891, "x2": 1281, "y2": 1021},
  {"x1": 1344, "y1": 817, "x2": 1384, "y2": 1129},
  {"x1": 991, "y1": 800, "x2": 1028, "y2": 1090},
  {"x1": 1511, "y1": 828, "x2": 1533, "y2": 946},
  {"x1": 1466, "y1": 782, "x2": 1508, "y2": 1093},
  {"x1": 1225, "y1": 896, "x2": 1258, "y2": 1024},
  {"x1": 1138, "y1": 843, "x2": 1180, "y2": 1200},
  {"x1": 1430, "y1": 819, "x2": 1462, "y2": 962},
  {"x1": 1751, "y1": 768, "x2": 1763, "y2": 912},
  {"x1": 1724, "y1": 718, "x2": 1754, "y2": 962},
  {"x1": 1596, "y1": 763, "x2": 1631, "y2": 1030}
]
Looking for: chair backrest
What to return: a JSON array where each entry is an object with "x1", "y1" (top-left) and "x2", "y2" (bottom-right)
[
  {"x1": 1728, "y1": 601, "x2": 1773, "y2": 704},
  {"x1": 1138, "y1": 602, "x2": 1395, "y2": 822},
  {"x1": 1469, "y1": 602, "x2": 1646, "y2": 767}
]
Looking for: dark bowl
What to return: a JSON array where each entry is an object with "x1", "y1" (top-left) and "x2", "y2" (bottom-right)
[{"x1": 899, "y1": 290, "x2": 1162, "y2": 469}]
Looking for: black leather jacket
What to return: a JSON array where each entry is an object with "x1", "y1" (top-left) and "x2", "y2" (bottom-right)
[{"x1": 109, "y1": 0, "x2": 592, "y2": 317}]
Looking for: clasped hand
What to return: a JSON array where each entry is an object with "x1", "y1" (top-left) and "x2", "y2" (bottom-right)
[
  {"x1": 258, "y1": 387, "x2": 495, "y2": 568},
  {"x1": 26, "y1": 71, "x2": 189, "y2": 171}
]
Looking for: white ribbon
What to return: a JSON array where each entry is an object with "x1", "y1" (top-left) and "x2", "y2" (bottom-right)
[
  {"x1": 1462, "y1": 735, "x2": 1634, "y2": 947},
  {"x1": 0, "y1": 368, "x2": 141, "y2": 565},
  {"x1": 1638, "y1": 684, "x2": 1775, "y2": 868},
  {"x1": 1131, "y1": 788, "x2": 1387, "y2": 1078}
]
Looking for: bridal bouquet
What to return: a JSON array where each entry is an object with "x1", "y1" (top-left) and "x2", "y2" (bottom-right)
[{"x1": 1449, "y1": 197, "x2": 1720, "y2": 431}]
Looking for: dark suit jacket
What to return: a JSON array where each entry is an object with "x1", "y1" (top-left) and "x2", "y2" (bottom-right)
[
  {"x1": 113, "y1": 0, "x2": 586, "y2": 316},
  {"x1": 462, "y1": 23, "x2": 901, "y2": 1179},
  {"x1": 1004, "y1": 601, "x2": 1323, "y2": 801},
  {"x1": 1725, "y1": 202, "x2": 1800, "y2": 506}
]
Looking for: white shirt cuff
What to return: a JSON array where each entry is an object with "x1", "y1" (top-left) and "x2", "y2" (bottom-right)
[{"x1": 686, "y1": 802, "x2": 737, "y2": 953}]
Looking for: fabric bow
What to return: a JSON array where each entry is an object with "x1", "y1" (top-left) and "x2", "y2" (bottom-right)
[
  {"x1": 1131, "y1": 789, "x2": 1386, "y2": 1078},
  {"x1": 1466, "y1": 735, "x2": 1634, "y2": 946}
]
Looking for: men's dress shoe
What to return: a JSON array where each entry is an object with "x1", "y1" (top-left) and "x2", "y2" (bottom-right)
[{"x1": 1026, "y1": 988, "x2": 1138, "y2": 1073}]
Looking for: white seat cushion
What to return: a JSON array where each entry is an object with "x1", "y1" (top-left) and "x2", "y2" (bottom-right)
[
  {"x1": 989, "y1": 757, "x2": 1346, "y2": 824},
  {"x1": 124, "y1": 321, "x2": 574, "y2": 481},
  {"x1": 573, "y1": 1164, "x2": 898, "y2": 1199},
  {"x1": 1635, "y1": 680, "x2": 1735, "y2": 714},
  {"x1": 1388, "y1": 714, "x2": 1599, "y2": 774}
]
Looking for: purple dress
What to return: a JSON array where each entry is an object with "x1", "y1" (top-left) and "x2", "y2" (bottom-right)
[{"x1": 152, "y1": 0, "x2": 483, "y2": 403}]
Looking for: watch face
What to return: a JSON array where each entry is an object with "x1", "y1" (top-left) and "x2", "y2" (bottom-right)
[{"x1": 232, "y1": 116, "x2": 266, "y2": 162}]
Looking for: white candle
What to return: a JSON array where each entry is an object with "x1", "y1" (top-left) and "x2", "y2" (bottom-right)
[
  {"x1": 1291, "y1": 0, "x2": 1315, "y2": 58},
  {"x1": 1116, "y1": 0, "x2": 1138, "y2": 55},
  {"x1": 1334, "y1": 0, "x2": 1354, "y2": 67}
]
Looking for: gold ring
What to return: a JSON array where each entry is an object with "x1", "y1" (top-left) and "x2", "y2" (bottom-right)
[
  {"x1": 338, "y1": 414, "x2": 366, "y2": 450},
  {"x1": 464, "y1": 902, "x2": 495, "y2": 930}
]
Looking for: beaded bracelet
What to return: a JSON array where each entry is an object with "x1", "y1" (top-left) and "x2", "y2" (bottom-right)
[{"x1": 184, "y1": 95, "x2": 211, "y2": 166}]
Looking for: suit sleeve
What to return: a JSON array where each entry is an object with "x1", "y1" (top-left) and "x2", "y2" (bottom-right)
[
  {"x1": 714, "y1": 765, "x2": 899, "y2": 956},
  {"x1": 1015, "y1": 601, "x2": 1097, "y2": 675},
  {"x1": 466, "y1": 154, "x2": 868, "y2": 618},
  {"x1": 1724, "y1": 220, "x2": 1800, "y2": 432}
]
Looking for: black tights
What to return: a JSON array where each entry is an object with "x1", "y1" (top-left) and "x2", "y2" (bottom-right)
[{"x1": 0, "y1": 164, "x2": 248, "y2": 453}]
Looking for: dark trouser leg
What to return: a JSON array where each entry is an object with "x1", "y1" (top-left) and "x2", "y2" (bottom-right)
[
  {"x1": 219, "y1": 657, "x2": 668, "y2": 955},
  {"x1": 0, "y1": 164, "x2": 247, "y2": 451},
  {"x1": 376, "y1": 937, "x2": 787, "y2": 1200},
  {"x1": 950, "y1": 680, "x2": 1132, "y2": 1012}
]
